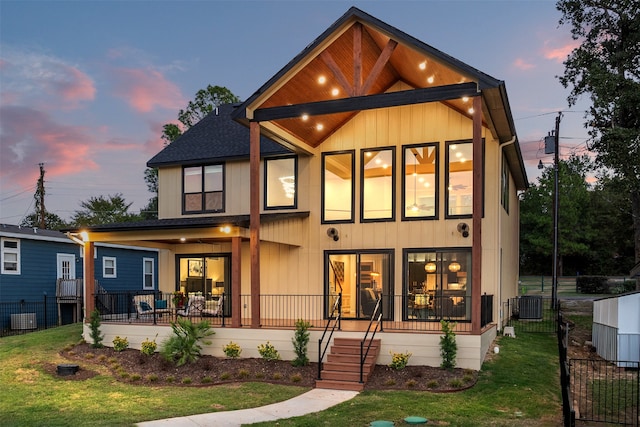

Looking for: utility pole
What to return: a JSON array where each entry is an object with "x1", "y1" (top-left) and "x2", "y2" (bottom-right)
[
  {"x1": 542, "y1": 113, "x2": 561, "y2": 308},
  {"x1": 37, "y1": 163, "x2": 46, "y2": 229}
]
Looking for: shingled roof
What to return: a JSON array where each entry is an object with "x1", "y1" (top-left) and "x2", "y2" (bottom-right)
[{"x1": 147, "y1": 103, "x2": 291, "y2": 168}]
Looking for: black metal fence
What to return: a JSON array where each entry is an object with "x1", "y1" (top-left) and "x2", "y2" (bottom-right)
[
  {"x1": 558, "y1": 312, "x2": 639, "y2": 426},
  {"x1": 0, "y1": 296, "x2": 61, "y2": 337},
  {"x1": 503, "y1": 296, "x2": 557, "y2": 333}
]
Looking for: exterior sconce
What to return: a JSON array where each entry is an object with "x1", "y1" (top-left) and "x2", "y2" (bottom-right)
[
  {"x1": 457, "y1": 222, "x2": 469, "y2": 238},
  {"x1": 327, "y1": 227, "x2": 339, "y2": 241}
]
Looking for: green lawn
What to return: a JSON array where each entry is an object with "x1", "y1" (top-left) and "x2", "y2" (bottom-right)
[{"x1": 0, "y1": 324, "x2": 562, "y2": 427}]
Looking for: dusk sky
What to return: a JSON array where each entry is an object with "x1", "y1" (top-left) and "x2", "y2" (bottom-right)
[{"x1": 0, "y1": 0, "x2": 591, "y2": 224}]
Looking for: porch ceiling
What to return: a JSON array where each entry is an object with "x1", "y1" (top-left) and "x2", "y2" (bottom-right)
[{"x1": 233, "y1": 7, "x2": 527, "y2": 189}]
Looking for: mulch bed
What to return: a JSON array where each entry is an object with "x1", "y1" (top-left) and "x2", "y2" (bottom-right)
[{"x1": 55, "y1": 342, "x2": 478, "y2": 392}]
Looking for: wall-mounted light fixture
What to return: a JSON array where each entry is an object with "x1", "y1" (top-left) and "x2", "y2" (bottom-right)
[{"x1": 326, "y1": 227, "x2": 339, "y2": 241}]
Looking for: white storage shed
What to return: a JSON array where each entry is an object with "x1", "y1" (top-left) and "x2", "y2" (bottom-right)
[{"x1": 592, "y1": 292, "x2": 640, "y2": 368}]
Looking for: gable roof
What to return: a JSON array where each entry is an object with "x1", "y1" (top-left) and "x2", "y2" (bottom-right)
[
  {"x1": 147, "y1": 103, "x2": 291, "y2": 168},
  {"x1": 232, "y1": 6, "x2": 527, "y2": 189},
  {"x1": 0, "y1": 223, "x2": 73, "y2": 244}
]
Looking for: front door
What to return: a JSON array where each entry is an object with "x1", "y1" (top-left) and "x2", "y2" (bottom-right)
[
  {"x1": 57, "y1": 253, "x2": 76, "y2": 280},
  {"x1": 326, "y1": 251, "x2": 392, "y2": 320}
]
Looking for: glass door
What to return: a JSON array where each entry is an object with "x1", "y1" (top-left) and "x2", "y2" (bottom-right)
[{"x1": 177, "y1": 254, "x2": 231, "y2": 316}]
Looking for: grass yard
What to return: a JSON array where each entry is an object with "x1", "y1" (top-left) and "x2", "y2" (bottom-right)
[{"x1": 0, "y1": 323, "x2": 562, "y2": 427}]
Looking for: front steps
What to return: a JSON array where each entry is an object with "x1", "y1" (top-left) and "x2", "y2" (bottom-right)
[{"x1": 315, "y1": 337, "x2": 381, "y2": 391}]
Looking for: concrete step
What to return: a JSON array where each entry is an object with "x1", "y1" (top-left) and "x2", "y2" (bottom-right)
[{"x1": 315, "y1": 379, "x2": 365, "y2": 391}]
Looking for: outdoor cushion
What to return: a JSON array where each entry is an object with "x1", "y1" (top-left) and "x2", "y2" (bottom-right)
[
  {"x1": 139, "y1": 301, "x2": 152, "y2": 312},
  {"x1": 155, "y1": 300, "x2": 167, "y2": 309}
]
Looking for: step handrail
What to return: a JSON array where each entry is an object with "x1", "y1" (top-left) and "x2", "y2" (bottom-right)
[
  {"x1": 360, "y1": 296, "x2": 382, "y2": 383},
  {"x1": 317, "y1": 293, "x2": 342, "y2": 380}
]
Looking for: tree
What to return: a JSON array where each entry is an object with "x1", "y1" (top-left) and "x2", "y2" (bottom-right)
[
  {"x1": 20, "y1": 212, "x2": 68, "y2": 230},
  {"x1": 557, "y1": 0, "x2": 640, "y2": 284},
  {"x1": 520, "y1": 156, "x2": 594, "y2": 275},
  {"x1": 142, "y1": 86, "x2": 241, "y2": 219},
  {"x1": 71, "y1": 194, "x2": 141, "y2": 226}
]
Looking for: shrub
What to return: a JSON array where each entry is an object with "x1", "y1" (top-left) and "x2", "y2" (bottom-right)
[
  {"x1": 576, "y1": 276, "x2": 608, "y2": 294},
  {"x1": 140, "y1": 335, "x2": 158, "y2": 356},
  {"x1": 201, "y1": 377, "x2": 212, "y2": 384},
  {"x1": 223, "y1": 341, "x2": 242, "y2": 358},
  {"x1": 405, "y1": 379, "x2": 417, "y2": 388},
  {"x1": 220, "y1": 372, "x2": 231, "y2": 380},
  {"x1": 290, "y1": 373, "x2": 302, "y2": 383},
  {"x1": 257, "y1": 341, "x2": 280, "y2": 361},
  {"x1": 130, "y1": 374, "x2": 141, "y2": 381},
  {"x1": 182, "y1": 377, "x2": 192, "y2": 384},
  {"x1": 427, "y1": 379, "x2": 439, "y2": 389},
  {"x1": 146, "y1": 374, "x2": 158, "y2": 382},
  {"x1": 160, "y1": 318, "x2": 215, "y2": 366},
  {"x1": 236, "y1": 369, "x2": 250, "y2": 379},
  {"x1": 291, "y1": 319, "x2": 312, "y2": 366},
  {"x1": 112, "y1": 336, "x2": 129, "y2": 352},
  {"x1": 440, "y1": 320, "x2": 457, "y2": 370},
  {"x1": 449, "y1": 378, "x2": 463, "y2": 388},
  {"x1": 389, "y1": 350, "x2": 412, "y2": 370},
  {"x1": 384, "y1": 378, "x2": 397, "y2": 386},
  {"x1": 89, "y1": 309, "x2": 103, "y2": 348}
]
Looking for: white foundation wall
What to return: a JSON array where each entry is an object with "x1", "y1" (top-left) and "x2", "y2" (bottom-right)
[{"x1": 84, "y1": 324, "x2": 495, "y2": 371}]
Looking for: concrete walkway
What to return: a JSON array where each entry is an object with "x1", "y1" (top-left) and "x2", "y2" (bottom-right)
[{"x1": 136, "y1": 388, "x2": 359, "y2": 427}]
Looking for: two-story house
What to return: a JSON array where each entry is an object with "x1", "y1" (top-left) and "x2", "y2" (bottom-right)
[{"x1": 73, "y1": 7, "x2": 527, "y2": 375}]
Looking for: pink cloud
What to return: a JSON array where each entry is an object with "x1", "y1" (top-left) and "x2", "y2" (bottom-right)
[
  {"x1": 111, "y1": 67, "x2": 185, "y2": 113},
  {"x1": 0, "y1": 105, "x2": 99, "y2": 188},
  {"x1": 543, "y1": 40, "x2": 580, "y2": 63},
  {"x1": 56, "y1": 67, "x2": 96, "y2": 105},
  {"x1": 513, "y1": 58, "x2": 535, "y2": 70}
]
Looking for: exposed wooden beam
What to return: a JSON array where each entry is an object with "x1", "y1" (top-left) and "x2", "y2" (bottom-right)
[
  {"x1": 320, "y1": 50, "x2": 354, "y2": 97},
  {"x1": 471, "y1": 95, "x2": 483, "y2": 334},
  {"x1": 353, "y1": 22, "x2": 362, "y2": 96},
  {"x1": 360, "y1": 39, "x2": 397, "y2": 95},
  {"x1": 250, "y1": 122, "x2": 261, "y2": 328},
  {"x1": 253, "y1": 82, "x2": 478, "y2": 122}
]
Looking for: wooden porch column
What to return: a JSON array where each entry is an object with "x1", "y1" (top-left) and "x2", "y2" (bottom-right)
[
  {"x1": 471, "y1": 95, "x2": 483, "y2": 334},
  {"x1": 249, "y1": 121, "x2": 261, "y2": 328},
  {"x1": 231, "y1": 236, "x2": 242, "y2": 328},
  {"x1": 83, "y1": 241, "x2": 95, "y2": 323}
]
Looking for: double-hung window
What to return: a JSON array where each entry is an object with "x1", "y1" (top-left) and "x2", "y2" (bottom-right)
[
  {"x1": 361, "y1": 148, "x2": 395, "y2": 222},
  {"x1": 322, "y1": 151, "x2": 354, "y2": 223},
  {"x1": 1, "y1": 238, "x2": 20, "y2": 274},
  {"x1": 103, "y1": 256, "x2": 117, "y2": 278},
  {"x1": 143, "y1": 258, "x2": 154, "y2": 290},
  {"x1": 183, "y1": 164, "x2": 224, "y2": 213},
  {"x1": 264, "y1": 156, "x2": 297, "y2": 209}
]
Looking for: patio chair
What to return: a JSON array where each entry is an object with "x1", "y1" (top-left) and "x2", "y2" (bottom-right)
[
  {"x1": 133, "y1": 294, "x2": 171, "y2": 318},
  {"x1": 202, "y1": 295, "x2": 224, "y2": 317},
  {"x1": 177, "y1": 295, "x2": 205, "y2": 317}
]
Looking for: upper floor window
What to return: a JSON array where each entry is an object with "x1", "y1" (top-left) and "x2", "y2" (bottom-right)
[
  {"x1": 446, "y1": 141, "x2": 473, "y2": 217},
  {"x1": 264, "y1": 156, "x2": 297, "y2": 209},
  {"x1": 183, "y1": 164, "x2": 224, "y2": 214},
  {"x1": 103, "y1": 256, "x2": 117, "y2": 278},
  {"x1": 403, "y1": 143, "x2": 438, "y2": 219},
  {"x1": 143, "y1": 258, "x2": 154, "y2": 290},
  {"x1": 322, "y1": 151, "x2": 354, "y2": 223},
  {"x1": 1, "y1": 238, "x2": 20, "y2": 274},
  {"x1": 361, "y1": 148, "x2": 395, "y2": 222}
]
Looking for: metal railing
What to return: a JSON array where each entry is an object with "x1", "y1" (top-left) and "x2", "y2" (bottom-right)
[
  {"x1": 317, "y1": 293, "x2": 342, "y2": 380},
  {"x1": 360, "y1": 296, "x2": 382, "y2": 383},
  {"x1": 0, "y1": 296, "x2": 59, "y2": 337}
]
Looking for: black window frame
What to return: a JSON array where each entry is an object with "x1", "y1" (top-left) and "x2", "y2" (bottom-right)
[
  {"x1": 182, "y1": 163, "x2": 225, "y2": 214},
  {"x1": 360, "y1": 146, "x2": 396, "y2": 223},
  {"x1": 321, "y1": 150, "x2": 355, "y2": 224},
  {"x1": 401, "y1": 142, "x2": 439, "y2": 221},
  {"x1": 264, "y1": 155, "x2": 298, "y2": 210}
]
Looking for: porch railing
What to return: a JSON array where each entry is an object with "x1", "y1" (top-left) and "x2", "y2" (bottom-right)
[
  {"x1": 360, "y1": 296, "x2": 383, "y2": 383},
  {"x1": 95, "y1": 291, "x2": 494, "y2": 333}
]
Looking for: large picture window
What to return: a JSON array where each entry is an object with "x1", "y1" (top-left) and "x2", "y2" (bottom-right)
[
  {"x1": 361, "y1": 148, "x2": 395, "y2": 221},
  {"x1": 265, "y1": 156, "x2": 297, "y2": 209},
  {"x1": 183, "y1": 164, "x2": 224, "y2": 214},
  {"x1": 403, "y1": 143, "x2": 438, "y2": 219},
  {"x1": 405, "y1": 249, "x2": 471, "y2": 321},
  {"x1": 322, "y1": 151, "x2": 354, "y2": 223},
  {"x1": 446, "y1": 141, "x2": 473, "y2": 217}
]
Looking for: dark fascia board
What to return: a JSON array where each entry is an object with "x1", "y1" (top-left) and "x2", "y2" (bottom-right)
[
  {"x1": 232, "y1": 6, "x2": 501, "y2": 121},
  {"x1": 147, "y1": 152, "x2": 290, "y2": 169},
  {"x1": 253, "y1": 83, "x2": 479, "y2": 122},
  {"x1": 64, "y1": 212, "x2": 310, "y2": 233}
]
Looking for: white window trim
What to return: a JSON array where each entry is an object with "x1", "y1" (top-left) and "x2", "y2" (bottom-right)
[
  {"x1": 143, "y1": 257, "x2": 154, "y2": 290},
  {"x1": 103, "y1": 256, "x2": 117, "y2": 278},
  {"x1": 1, "y1": 238, "x2": 20, "y2": 275}
]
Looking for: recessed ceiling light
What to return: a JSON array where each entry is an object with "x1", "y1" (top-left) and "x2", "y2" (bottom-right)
[
  {"x1": 427, "y1": 76, "x2": 434, "y2": 84},
  {"x1": 301, "y1": 114, "x2": 309, "y2": 121},
  {"x1": 331, "y1": 88, "x2": 339, "y2": 96},
  {"x1": 316, "y1": 123, "x2": 324, "y2": 131},
  {"x1": 419, "y1": 61, "x2": 427, "y2": 70},
  {"x1": 468, "y1": 107, "x2": 475, "y2": 114},
  {"x1": 462, "y1": 96, "x2": 469, "y2": 103},
  {"x1": 318, "y1": 76, "x2": 326, "y2": 84}
]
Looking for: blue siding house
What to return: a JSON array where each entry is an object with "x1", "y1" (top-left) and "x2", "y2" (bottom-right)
[{"x1": 0, "y1": 224, "x2": 158, "y2": 332}]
